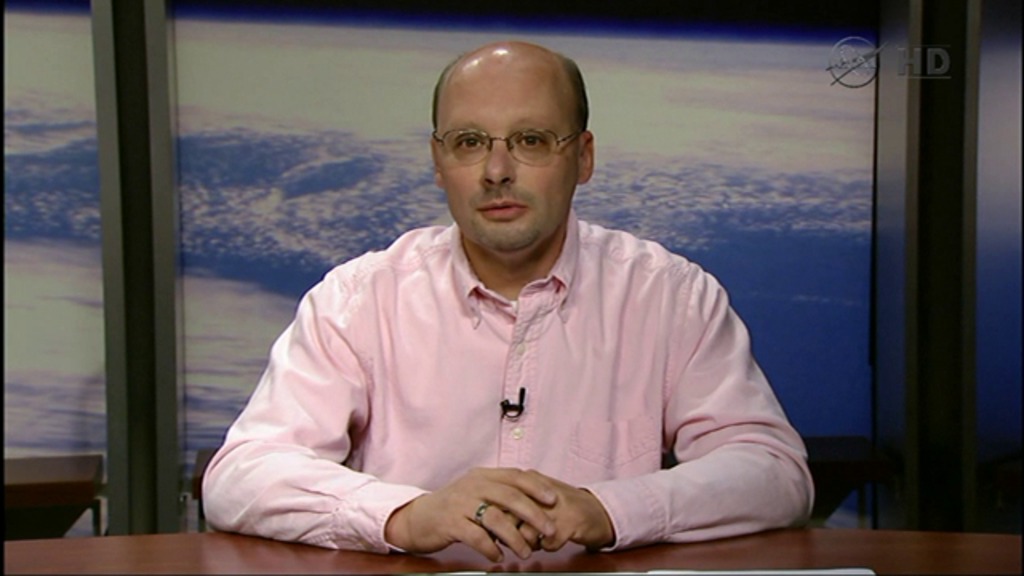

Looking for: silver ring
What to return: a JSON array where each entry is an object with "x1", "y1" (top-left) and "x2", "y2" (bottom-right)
[{"x1": 473, "y1": 502, "x2": 490, "y2": 526}]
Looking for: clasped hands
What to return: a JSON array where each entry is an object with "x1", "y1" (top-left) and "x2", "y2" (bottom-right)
[{"x1": 384, "y1": 467, "x2": 615, "y2": 562}]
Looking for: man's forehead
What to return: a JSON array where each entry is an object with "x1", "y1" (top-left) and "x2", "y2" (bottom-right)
[
  {"x1": 448, "y1": 42, "x2": 563, "y2": 83},
  {"x1": 434, "y1": 42, "x2": 575, "y2": 130}
]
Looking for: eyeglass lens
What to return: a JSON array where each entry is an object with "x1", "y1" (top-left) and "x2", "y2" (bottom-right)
[{"x1": 441, "y1": 130, "x2": 562, "y2": 166}]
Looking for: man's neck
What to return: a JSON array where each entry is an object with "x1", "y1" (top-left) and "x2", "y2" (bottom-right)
[{"x1": 462, "y1": 227, "x2": 567, "y2": 301}]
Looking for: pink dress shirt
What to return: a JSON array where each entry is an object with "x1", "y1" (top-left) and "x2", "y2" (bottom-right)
[{"x1": 203, "y1": 212, "x2": 813, "y2": 553}]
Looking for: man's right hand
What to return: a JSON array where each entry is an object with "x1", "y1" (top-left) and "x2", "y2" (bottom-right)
[{"x1": 383, "y1": 467, "x2": 559, "y2": 562}]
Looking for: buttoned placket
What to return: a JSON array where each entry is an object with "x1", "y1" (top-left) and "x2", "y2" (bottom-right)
[
  {"x1": 495, "y1": 282, "x2": 564, "y2": 469},
  {"x1": 497, "y1": 299, "x2": 533, "y2": 468}
]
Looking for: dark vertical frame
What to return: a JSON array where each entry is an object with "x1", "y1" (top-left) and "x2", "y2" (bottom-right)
[
  {"x1": 92, "y1": 0, "x2": 181, "y2": 534},
  {"x1": 873, "y1": 0, "x2": 920, "y2": 530},
  {"x1": 146, "y1": 0, "x2": 186, "y2": 534},
  {"x1": 913, "y1": 0, "x2": 980, "y2": 531},
  {"x1": 874, "y1": 0, "x2": 981, "y2": 530}
]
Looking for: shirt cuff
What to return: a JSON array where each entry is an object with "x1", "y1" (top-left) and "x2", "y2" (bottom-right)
[
  {"x1": 332, "y1": 481, "x2": 427, "y2": 553},
  {"x1": 583, "y1": 475, "x2": 666, "y2": 551}
]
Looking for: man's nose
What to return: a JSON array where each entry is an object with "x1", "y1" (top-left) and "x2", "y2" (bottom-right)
[{"x1": 482, "y1": 139, "x2": 516, "y2": 186}]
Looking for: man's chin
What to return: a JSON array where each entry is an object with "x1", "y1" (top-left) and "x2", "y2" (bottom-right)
[
  {"x1": 471, "y1": 225, "x2": 541, "y2": 255},
  {"x1": 479, "y1": 235, "x2": 539, "y2": 255}
]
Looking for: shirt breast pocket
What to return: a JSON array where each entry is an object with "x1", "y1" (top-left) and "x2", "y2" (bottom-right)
[{"x1": 568, "y1": 415, "x2": 662, "y2": 482}]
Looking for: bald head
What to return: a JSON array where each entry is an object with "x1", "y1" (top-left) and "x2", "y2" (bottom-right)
[{"x1": 431, "y1": 41, "x2": 589, "y2": 133}]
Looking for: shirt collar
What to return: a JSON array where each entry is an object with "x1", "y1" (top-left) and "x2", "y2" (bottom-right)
[
  {"x1": 449, "y1": 210, "x2": 581, "y2": 326},
  {"x1": 549, "y1": 210, "x2": 580, "y2": 310},
  {"x1": 449, "y1": 226, "x2": 484, "y2": 326}
]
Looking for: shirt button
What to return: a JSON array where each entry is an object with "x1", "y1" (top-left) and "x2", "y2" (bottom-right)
[
  {"x1": 515, "y1": 343, "x2": 526, "y2": 356},
  {"x1": 511, "y1": 427, "x2": 524, "y2": 440}
]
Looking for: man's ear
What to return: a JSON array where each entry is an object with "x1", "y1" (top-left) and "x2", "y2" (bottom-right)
[
  {"x1": 430, "y1": 137, "x2": 445, "y2": 188},
  {"x1": 576, "y1": 130, "x2": 595, "y2": 185}
]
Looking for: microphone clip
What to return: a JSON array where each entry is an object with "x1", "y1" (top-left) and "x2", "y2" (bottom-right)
[{"x1": 500, "y1": 387, "x2": 526, "y2": 420}]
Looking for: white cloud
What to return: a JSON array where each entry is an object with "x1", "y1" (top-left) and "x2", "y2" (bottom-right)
[
  {"x1": 181, "y1": 273, "x2": 300, "y2": 393},
  {"x1": 3, "y1": 12, "x2": 95, "y2": 114},
  {"x1": 172, "y1": 20, "x2": 874, "y2": 172},
  {"x1": 3, "y1": 240, "x2": 104, "y2": 375},
  {"x1": 3, "y1": 240, "x2": 106, "y2": 455}
]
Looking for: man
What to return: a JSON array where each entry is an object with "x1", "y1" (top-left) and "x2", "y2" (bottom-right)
[{"x1": 203, "y1": 40, "x2": 813, "y2": 562}]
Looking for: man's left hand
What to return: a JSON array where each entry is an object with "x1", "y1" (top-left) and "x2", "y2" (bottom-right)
[{"x1": 510, "y1": 472, "x2": 615, "y2": 552}]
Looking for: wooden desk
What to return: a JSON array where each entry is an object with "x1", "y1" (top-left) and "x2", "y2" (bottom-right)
[
  {"x1": 4, "y1": 454, "x2": 104, "y2": 540},
  {"x1": 4, "y1": 528, "x2": 1020, "y2": 574}
]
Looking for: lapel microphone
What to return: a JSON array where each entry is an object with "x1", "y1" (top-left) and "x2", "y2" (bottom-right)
[{"x1": 500, "y1": 387, "x2": 526, "y2": 420}]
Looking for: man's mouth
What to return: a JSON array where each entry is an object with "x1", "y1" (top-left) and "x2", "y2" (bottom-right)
[{"x1": 479, "y1": 201, "x2": 527, "y2": 220}]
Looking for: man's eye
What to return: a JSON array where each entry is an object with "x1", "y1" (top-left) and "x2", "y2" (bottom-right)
[
  {"x1": 516, "y1": 133, "x2": 549, "y2": 148},
  {"x1": 454, "y1": 135, "x2": 484, "y2": 149}
]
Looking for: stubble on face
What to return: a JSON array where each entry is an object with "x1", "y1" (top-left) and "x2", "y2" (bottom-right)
[{"x1": 461, "y1": 188, "x2": 547, "y2": 253}]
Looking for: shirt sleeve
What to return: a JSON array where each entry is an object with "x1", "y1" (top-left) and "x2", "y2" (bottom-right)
[
  {"x1": 201, "y1": 267, "x2": 427, "y2": 553},
  {"x1": 583, "y1": 266, "x2": 814, "y2": 550}
]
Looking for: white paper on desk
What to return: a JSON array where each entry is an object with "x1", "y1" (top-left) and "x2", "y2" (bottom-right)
[
  {"x1": 436, "y1": 565, "x2": 876, "y2": 569},
  {"x1": 433, "y1": 570, "x2": 875, "y2": 576},
  {"x1": 647, "y1": 565, "x2": 872, "y2": 569},
  {"x1": 428, "y1": 565, "x2": 876, "y2": 569}
]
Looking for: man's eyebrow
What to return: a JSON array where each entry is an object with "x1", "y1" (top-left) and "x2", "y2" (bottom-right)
[
  {"x1": 455, "y1": 119, "x2": 564, "y2": 131},
  {"x1": 437, "y1": 122, "x2": 484, "y2": 133}
]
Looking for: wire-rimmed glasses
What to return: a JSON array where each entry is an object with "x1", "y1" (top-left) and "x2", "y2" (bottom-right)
[{"x1": 432, "y1": 128, "x2": 581, "y2": 166}]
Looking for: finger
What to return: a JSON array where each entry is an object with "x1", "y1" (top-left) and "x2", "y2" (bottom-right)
[
  {"x1": 517, "y1": 519, "x2": 544, "y2": 550},
  {"x1": 540, "y1": 530, "x2": 568, "y2": 552},
  {"x1": 476, "y1": 483, "x2": 556, "y2": 538},
  {"x1": 481, "y1": 507, "x2": 532, "y2": 560},
  {"x1": 491, "y1": 468, "x2": 559, "y2": 506},
  {"x1": 459, "y1": 518, "x2": 505, "y2": 563},
  {"x1": 498, "y1": 510, "x2": 543, "y2": 551}
]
